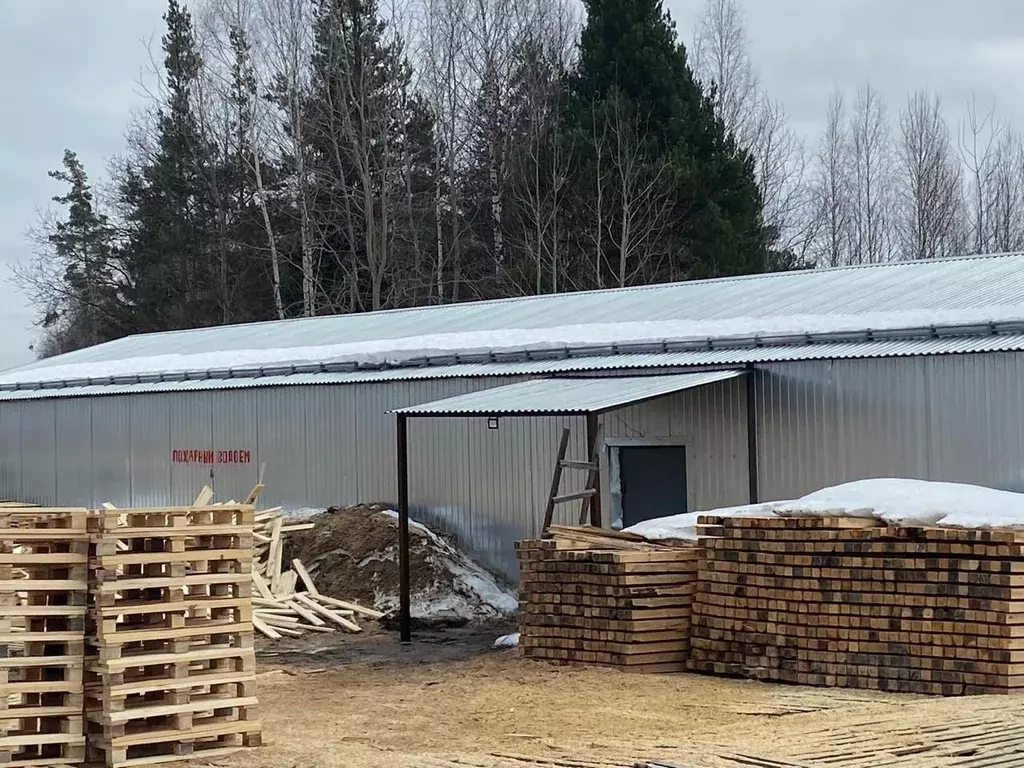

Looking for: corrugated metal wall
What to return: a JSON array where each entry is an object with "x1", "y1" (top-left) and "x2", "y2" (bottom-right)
[
  {"x1": 3, "y1": 352, "x2": 1024, "y2": 578},
  {"x1": 601, "y1": 375, "x2": 750, "y2": 515},
  {"x1": 754, "y1": 353, "x2": 1024, "y2": 501}
]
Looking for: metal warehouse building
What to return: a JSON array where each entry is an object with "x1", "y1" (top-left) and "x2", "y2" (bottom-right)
[{"x1": 4, "y1": 253, "x2": 1024, "y2": 579}]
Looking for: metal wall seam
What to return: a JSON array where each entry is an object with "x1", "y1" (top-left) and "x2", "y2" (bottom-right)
[
  {"x1": 211, "y1": 390, "x2": 260, "y2": 505},
  {"x1": 20, "y1": 400, "x2": 56, "y2": 505},
  {"x1": 54, "y1": 399, "x2": 92, "y2": 506},
  {"x1": 168, "y1": 393, "x2": 214, "y2": 504},
  {"x1": 255, "y1": 387, "x2": 307, "y2": 511},
  {"x1": 91, "y1": 396, "x2": 132, "y2": 508},
  {"x1": 0, "y1": 404, "x2": 22, "y2": 501}
]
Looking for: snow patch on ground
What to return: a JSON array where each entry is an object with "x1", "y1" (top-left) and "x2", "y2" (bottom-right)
[
  {"x1": 493, "y1": 632, "x2": 520, "y2": 649},
  {"x1": 625, "y1": 479, "x2": 1024, "y2": 539},
  {"x1": 375, "y1": 509, "x2": 517, "y2": 619},
  {"x1": 280, "y1": 507, "x2": 328, "y2": 519}
]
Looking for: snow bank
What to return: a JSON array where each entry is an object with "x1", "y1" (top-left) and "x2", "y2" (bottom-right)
[
  {"x1": 10, "y1": 307, "x2": 1024, "y2": 385},
  {"x1": 377, "y1": 510, "x2": 518, "y2": 619},
  {"x1": 624, "y1": 478, "x2": 1024, "y2": 539}
]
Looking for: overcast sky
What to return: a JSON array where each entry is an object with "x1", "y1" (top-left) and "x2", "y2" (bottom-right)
[{"x1": 0, "y1": 0, "x2": 1022, "y2": 370}]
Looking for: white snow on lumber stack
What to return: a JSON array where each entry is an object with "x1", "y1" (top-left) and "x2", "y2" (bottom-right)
[
  {"x1": 623, "y1": 502, "x2": 792, "y2": 542},
  {"x1": 624, "y1": 478, "x2": 1024, "y2": 540},
  {"x1": 779, "y1": 478, "x2": 1024, "y2": 528}
]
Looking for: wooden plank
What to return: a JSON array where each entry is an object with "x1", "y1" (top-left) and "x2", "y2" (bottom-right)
[
  {"x1": 252, "y1": 569, "x2": 275, "y2": 600},
  {"x1": 294, "y1": 593, "x2": 362, "y2": 632},
  {"x1": 552, "y1": 489, "x2": 598, "y2": 504},
  {"x1": 280, "y1": 523, "x2": 315, "y2": 533},
  {"x1": 268, "y1": 516, "x2": 284, "y2": 594},
  {"x1": 193, "y1": 485, "x2": 214, "y2": 506},
  {"x1": 105, "y1": 695, "x2": 260, "y2": 724},
  {"x1": 286, "y1": 599, "x2": 327, "y2": 627},
  {"x1": 560, "y1": 460, "x2": 598, "y2": 471},
  {"x1": 314, "y1": 594, "x2": 385, "y2": 620},
  {"x1": 292, "y1": 559, "x2": 319, "y2": 595}
]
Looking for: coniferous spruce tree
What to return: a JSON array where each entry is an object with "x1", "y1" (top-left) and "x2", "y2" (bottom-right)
[
  {"x1": 119, "y1": 0, "x2": 220, "y2": 332},
  {"x1": 569, "y1": 0, "x2": 770, "y2": 282},
  {"x1": 41, "y1": 151, "x2": 123, "y2": 353}
]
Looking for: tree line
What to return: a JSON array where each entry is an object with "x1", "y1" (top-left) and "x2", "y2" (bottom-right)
[
  {"x1": 20, "y1": 0, "x2": 1013, "y2": 358},
  {"x1": 692, "y1": 0, "x2": 1023, "y2": 269}
]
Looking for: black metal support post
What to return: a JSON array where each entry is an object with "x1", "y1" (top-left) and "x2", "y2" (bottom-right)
[
  {"x1": 746, "y1": 368, "x2": 759, "y2": 504},
  {"x1": 586, "y1": 412, "x2": 602, "y2": 527},
  {"x1": 396, "y1": 413, "x2": 412, "y2": 642}
]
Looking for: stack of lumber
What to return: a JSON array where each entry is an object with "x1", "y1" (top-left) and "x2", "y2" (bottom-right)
[
  {"x1": 248, "y1": 500, "x2": 383, "y2": 639},
  {"x1": 516, "y1": 525, "x2": 697, "y2": 672},
  {"x1": 0, "y1": 506, "x2": 89, "y2": 767},
  {"x1": 691, "y1": 515, "x2": 1024, "y2": 695},
  {"x1": 85, "y1": 502, "x2": 262, "y2": 767}
]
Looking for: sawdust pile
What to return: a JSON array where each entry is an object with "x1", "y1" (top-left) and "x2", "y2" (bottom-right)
[{"x1": 286, "y1": 504, "x2": 516, "y2": 623}]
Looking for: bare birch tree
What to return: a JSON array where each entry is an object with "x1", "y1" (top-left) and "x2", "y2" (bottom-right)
[
  {"x1": 418, "y1": 0, "x2": 471, "y2": 302},
  {"x1": 692, "y1": 0, "x2": 810, "y2": 256},
  {"x1": 809, "y1": 90, "x2": 851, "y2": 268},
  {"x1": 895, "y1": 90, "x2": 965, "y2": 260},
  {"x1": 253, "y1": 0, "x2": 317, "y2": 315},
  {"x1": 986, "y1": 129, "x2": 1024, "y2": 253},
  {"x1": 748, "y1": 94, "x2": 813, "y2": 256},
  {"x1": 692, "y1": 0, "x2": 759, "y2": 137},
  {"x1": 848, "y1": 83, "x2": 894, "y2": 264},
  {"x1": 959, "y1": 95, "x2": 1002, "y2": 255},
  {"x1": 505, "y1": 0, "x2": 578, "y2": 295}
]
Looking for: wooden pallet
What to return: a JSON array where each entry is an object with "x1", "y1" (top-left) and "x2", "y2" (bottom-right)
[
  {"x1": 690, "y1": 515, "x2": 1024, "y2": 695},
  {"x1": 517, "y1": 535, "x2": 696, "y2": 673},
  {"x1": 86, "y1": 503, "x2": 260, "y2": 767},
  {"x1": 0, "y1": 507, "x2": 88, "y2": 767}
]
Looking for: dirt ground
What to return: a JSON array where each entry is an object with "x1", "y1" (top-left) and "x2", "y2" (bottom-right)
[{"x1": 199, "y1": 624, "x2": 1024, "y2": 768}]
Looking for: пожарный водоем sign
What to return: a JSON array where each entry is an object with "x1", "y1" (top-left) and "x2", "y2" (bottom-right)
[{"x1": 171, "y1": 449, "x2": 252, "y2": 465}]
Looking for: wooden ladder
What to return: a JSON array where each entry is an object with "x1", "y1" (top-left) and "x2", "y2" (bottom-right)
[{"x1": 541, "y1": 425, "x2": 603, "y2": 533}]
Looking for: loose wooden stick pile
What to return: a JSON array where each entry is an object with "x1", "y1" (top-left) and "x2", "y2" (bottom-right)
[{"x1": 248, "y1": 487, "x2": 384, "y2": 640}]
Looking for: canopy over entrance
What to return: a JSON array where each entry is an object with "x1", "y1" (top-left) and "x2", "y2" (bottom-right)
[
  {"x1": 392, "y1": 370, "x2": 746, "y2": 417},
  {"x1": 391, "y1": 369, "x2": 754, "y2": 641}
]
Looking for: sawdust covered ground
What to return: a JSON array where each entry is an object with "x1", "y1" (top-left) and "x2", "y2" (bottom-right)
[{"x1": 209, "y1": 627, "x2": 1024, "y2": 768}]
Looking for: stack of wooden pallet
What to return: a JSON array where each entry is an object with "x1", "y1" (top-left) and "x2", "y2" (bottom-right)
[
  {"x1": 0, "y1": 505, "x2": 89, "y2": 767},
  {"x1": 85, "y1": 502, "x2": 262, "y2": 767},
  {"x1": 691, "y1": 515, "x2": 1024, "y2": 695},
  {"x1": 516, "y1": 526, "x2": 697, "y2": 672}
]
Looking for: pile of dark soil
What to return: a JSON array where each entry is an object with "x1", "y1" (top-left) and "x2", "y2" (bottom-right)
[{"x1": 284, "y1": 504, "x2": 515, "y2": 621}]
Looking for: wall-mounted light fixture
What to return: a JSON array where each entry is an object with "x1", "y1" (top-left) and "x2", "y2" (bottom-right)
[{"x1": 487, "y1": 416, "x2": 500, "y2": 430}]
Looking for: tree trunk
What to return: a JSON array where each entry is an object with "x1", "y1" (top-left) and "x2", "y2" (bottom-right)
[{"x1": 251, "y1": 144, "x2": 285, "y2": 320}]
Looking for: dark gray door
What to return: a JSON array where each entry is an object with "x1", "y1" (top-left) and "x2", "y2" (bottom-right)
[{"x1": 619, "y1": 446, "x2": 687, "y2": 527}]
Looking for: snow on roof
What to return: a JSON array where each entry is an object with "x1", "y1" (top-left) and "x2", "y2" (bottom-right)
[
  {"x1": 624, "y1": 478, "x2": 1024, "y2": 540},
  {"x1": 8, "y1": 252, "x2": 1024, "y2": 389}
]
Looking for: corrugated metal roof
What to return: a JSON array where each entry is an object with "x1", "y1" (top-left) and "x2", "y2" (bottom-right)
[
  {"x1": 3, "y1": 334, "x2": 1024, "y2": 401},
  {"x1": 392, "y1": 371, "x2": 746, "y2": 416},
  {"x1": 6, "y1": 252, "x2": 1024, "y2": 389}
]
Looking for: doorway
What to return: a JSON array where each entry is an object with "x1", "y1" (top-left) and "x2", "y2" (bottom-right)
[{"x1": 614, "y1": 445, "x2": 688, "y2": 528}]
